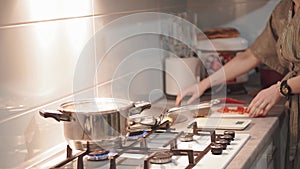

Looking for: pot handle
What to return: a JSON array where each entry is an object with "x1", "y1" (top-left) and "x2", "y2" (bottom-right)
[
  {"x1": 39, "y1": 110, "x2": 71, "y2": 122},
  {"x1": 129, "y1": 101, "x2": 151, "y2": 115}
]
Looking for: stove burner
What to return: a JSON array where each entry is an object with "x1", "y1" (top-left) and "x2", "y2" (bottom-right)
[
  {"x1": 48, "y1": 119, "x2": 241, "y2": 169},
  {"x1": 128, "y1": 123, "x2": 153, "y2": 132},
  {"x1": 180, "y1": 133, "x2": 194, "y2": 142},
  {"x1": 150, "y1": 151, "x2": 173, "y2": 164},
  {"x1": 127, "y1": 130, "x2": 147, "y2": 139},
  {"x1": 87, "y1": 150, "x2": 109, "y2": 161}
]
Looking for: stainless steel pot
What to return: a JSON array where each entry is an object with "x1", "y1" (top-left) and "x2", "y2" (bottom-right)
[{"x1": 39, "y1": 98, "x2": 151, "y2": 151}]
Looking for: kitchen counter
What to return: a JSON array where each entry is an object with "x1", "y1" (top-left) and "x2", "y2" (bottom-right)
[
  {"x1": 161, "y1": 93, "x2": 287, "y2": 169},
  {"x1": 29, "y1": 91, "x2": 287, "y2": 169},
  {"x1": 226, "y1": 104, "x2": 286, "y2": 169}
]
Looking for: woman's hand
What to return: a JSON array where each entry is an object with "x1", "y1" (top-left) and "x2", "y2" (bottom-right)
[
  {"x1": 247, "y1": 83, "x2": 282, "y2": 117},
  {"x1": 175, "y1": 80, "x2": 209, "y2": 106},
  {"x1": 175, "y1": 49, "x2": 261, "y2": 107}
]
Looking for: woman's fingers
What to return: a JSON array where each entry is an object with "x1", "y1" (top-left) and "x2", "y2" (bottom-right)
[
  {"x1": 176, "y1": 84, "x2": 202, "y2": 106},
  {"x1": 262, "y1": 104, "x2": 272, "y2": 116},
  {"x1": 258, "y1": 101, "x2": 267, "y2": 109},
  {"x1": 175, "y1": 87, "x2": 192, "y2": 106},
  {"x1": 247, "y1": 98, "x2": 266, "y2": 117},
  {"x1": 175, "y1": 94, "x2": 183, "y2": 106},
  {"x1": 248, "y1": 98, "x2": 274, "y2": 117},
  {"x1": 248, "y1": 84, "x2": 282, "y2": 117},
  {"x1": 187, "y1": 93, "x2": 200, "y2": 105}
]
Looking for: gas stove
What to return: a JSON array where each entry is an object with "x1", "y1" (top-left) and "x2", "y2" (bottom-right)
[{"x1": 33, "y1": 119, "x2": 250, "y2": 169}]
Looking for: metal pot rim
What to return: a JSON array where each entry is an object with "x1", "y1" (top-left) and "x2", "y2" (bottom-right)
[{"x1": 58, "y1": 97, "x2": 134, "y2": 114}]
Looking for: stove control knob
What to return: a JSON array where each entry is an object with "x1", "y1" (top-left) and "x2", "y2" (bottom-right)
[
  {"x1": 219, "y1": 134, "x2": 233, "y2": 144},
  {"x1": 215, "y1": 139, "x2": 228, "y2": 150},
  {"x1": 211, "y1": 143, "x2": 223, "y2": 155},
  {"x1": 224, "y1": 130, "x2": 235, "y2": 140}
]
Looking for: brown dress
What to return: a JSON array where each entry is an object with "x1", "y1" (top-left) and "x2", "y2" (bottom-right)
[{"x1": 250, "y1": 0, "x2": 300, "y2": 168}]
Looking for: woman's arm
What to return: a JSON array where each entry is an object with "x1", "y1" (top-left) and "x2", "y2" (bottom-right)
[
  {"x1": 176, "y1": 49, "x2": 260, "y2": 105},
  {"x1": 207, "y1": 49, "x2": 260, "y2": 87}
]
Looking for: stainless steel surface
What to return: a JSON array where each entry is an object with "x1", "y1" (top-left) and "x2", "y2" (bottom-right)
[
  {"x1": 138, "y1": 106, "x2": 189, "y2": 126},
  {"x1": 166, "y1": 99, "x2": 221, "y2": 118},
  {"x1": 167, "y1": 99, "x2": 220, "y2": 113},
  {"x1": 30, "y1": 132, "x2": 250, "y2": 169},
  {"x1": 39, "y1": 98, "x2": 151, "y2": 150}
]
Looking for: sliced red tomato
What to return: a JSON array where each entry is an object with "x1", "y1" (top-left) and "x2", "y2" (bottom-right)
[
  {"x1": 236, "y1": 106, "x2": 245, "y2": 114},
  {"x1": 216, "y1": 106, "x2": 229, "y2": 113},
  {"x1": 216, "y1": 106, "x2": 249, "y2": 114},
  {"x1": 218, "y1": 98, "x2": 246, "y2": 105}
]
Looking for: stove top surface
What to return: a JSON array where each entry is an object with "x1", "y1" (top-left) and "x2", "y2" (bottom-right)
[
  {"x1": 32, "y1": 106, "x2": 251, "y2": 169},
  {"x1": 36, "y1": 131, "x2": 249, "y2": 169}
]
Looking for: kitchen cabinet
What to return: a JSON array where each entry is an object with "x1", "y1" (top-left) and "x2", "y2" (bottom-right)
[{"x1": 250, "y1": 140, "x2": 274, "y2": 169}]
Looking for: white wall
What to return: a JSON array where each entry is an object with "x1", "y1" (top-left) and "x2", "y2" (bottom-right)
[{"x1": 0, "y1": 0, "x2": 186, "y2": 168}]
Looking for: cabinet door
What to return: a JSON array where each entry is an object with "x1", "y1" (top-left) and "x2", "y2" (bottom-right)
[{"x1": 250, "y1": 141, "x2": 274, "y2": 169}]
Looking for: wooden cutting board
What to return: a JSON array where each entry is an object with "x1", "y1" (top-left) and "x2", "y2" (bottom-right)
[{"x1": 193, "y1": 118, "x2": 251, "y2": 130}]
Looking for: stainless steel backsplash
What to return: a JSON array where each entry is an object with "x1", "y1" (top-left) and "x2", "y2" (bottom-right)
[{"x1": 0, "y1": 0, "x2": 278, "y2": 168}]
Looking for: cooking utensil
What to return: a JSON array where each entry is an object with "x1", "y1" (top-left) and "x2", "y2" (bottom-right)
[
  {"x1": 129, "y1": 98, "x2": 245, "y2": 129},
  {"x1": 167, "y1": 99, "x2": 220, "y2": 113},
  {"x1": 128, "y1": 105, "x2": 189, "y2": 128},
  {"x1": 39, "y1": 98, "x2": 151, "y2": 151},
  {"x1": 128, "y1": 98, "x2": 246, "y2": 132},
  {"x1": 166, "y1": 98, "x2": 246, "y2": 118},
  {"x1": 129, "y1": 98, "x2": 222, "y2": 127}
]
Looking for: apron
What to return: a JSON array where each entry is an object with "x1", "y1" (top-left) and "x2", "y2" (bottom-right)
[{"x1": 277, "y1": 2, "x2": 300, "y2": 168}]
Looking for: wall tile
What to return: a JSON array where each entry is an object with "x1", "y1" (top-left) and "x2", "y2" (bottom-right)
[
  {"x1": 0, "y1": 100, "x2": 66, "y2": 168},
  {"x1": 0, "y1": 17, "x2": 95, "y2": 119},
  {"x1": 0, "y1": 0, "x2": 162, "y2": 27},
  {"x1": 0, "y1": 0, "x2": 94, "y2": 27},
  {"x1": 0, "y1": 1, "x2": 186, "y2": 168}
]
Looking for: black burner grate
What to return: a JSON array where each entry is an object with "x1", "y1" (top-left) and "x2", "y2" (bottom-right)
[{"x1": 49, "y1": 120, "x2": 220, "y2": 169}]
